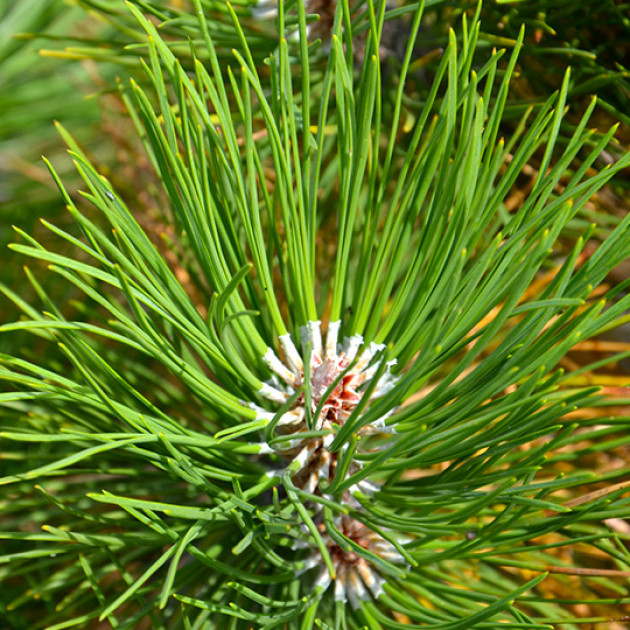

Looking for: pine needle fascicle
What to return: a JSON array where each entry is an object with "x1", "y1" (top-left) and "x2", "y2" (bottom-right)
[{"x1": 2, "y1": 1, "x2": 630, "y2": 629}]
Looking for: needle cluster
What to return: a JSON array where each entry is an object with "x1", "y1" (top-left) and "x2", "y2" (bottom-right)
[{"x1": 2, "y1": 2, "x2": 630, "y2": 629}]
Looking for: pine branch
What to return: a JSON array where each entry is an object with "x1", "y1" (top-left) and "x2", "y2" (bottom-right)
[{"x1": 2, "y1": 1, "x2": 630, "y2": 628}]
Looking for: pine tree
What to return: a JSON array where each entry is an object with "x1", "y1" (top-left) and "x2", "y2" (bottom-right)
[{"x1": 2, "y1": 2, "x2": 630, "y2": 628}]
